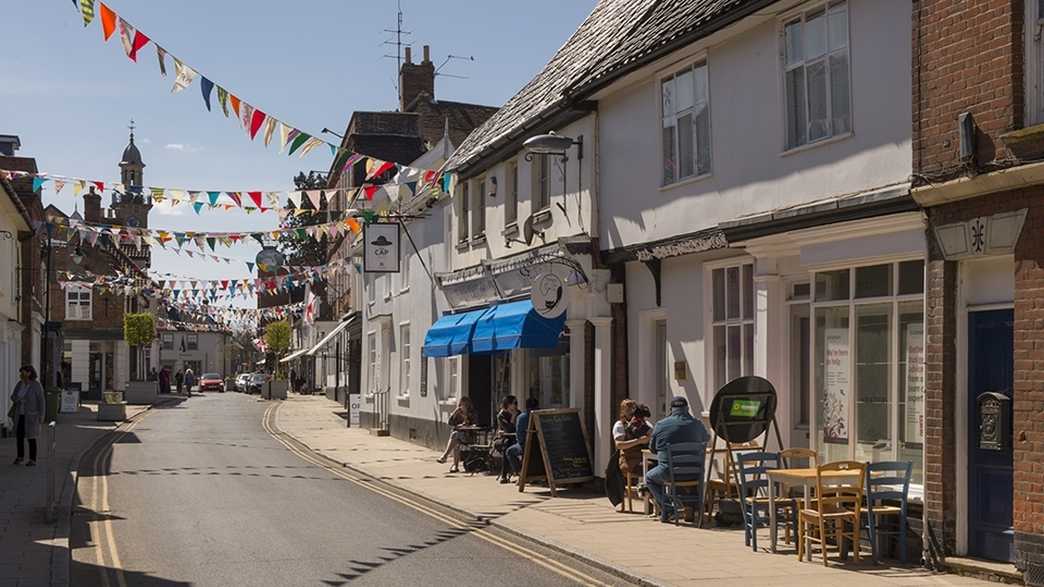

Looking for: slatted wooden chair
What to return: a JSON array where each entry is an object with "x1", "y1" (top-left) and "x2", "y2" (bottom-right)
[
  {"x1": 798, "y1": 461, "x2": 867, "y2": 565},
  {"x1": 735, "y1": 451, "x2": 797, "y2": 551},
  {"x1": 864, "y1": 461, "x2": 913, "y2": 563},
  {"x1": 664, "y1": 442, "x2": 707, "y2": 526},
  {"x1": 779, "y1": 447, "x2": 819, "y2": 469}
]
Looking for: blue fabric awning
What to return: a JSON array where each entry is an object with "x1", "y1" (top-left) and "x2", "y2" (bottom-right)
[
  {"x1": 471, "y1": 300, "x2": 565, "y2": 353},
  {"x1": 422, "y1": 307, "x2": 490, "y2": 358}
]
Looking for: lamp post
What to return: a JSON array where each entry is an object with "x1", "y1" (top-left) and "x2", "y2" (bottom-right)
[{"x1": 523, "y1": 131, "x2": 584, "y2": 231}]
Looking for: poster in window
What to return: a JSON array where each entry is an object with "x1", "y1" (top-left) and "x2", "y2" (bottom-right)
[
  {"x1": 363, "y1": 222, "x2": 401, "y2": 273},
  {"x1": 904, "y1": 323, "x2": 925, "y2": 445},
  {"x1": 823, "y1": 328, "x2": 850, "y2": 443}
]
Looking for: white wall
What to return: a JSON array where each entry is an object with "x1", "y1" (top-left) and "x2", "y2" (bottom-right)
[{"x1": 597, "y1": 0, "x2": 912, "y2": 250}]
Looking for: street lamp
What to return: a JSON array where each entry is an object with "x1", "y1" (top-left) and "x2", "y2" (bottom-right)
[{"x1": 523, "y1": 131, "x2": 585, "y2": 231}]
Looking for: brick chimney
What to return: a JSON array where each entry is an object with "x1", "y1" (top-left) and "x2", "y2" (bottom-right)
[
  {"x1": 399, "y1": 44, "x2": 435, "y2": 111},
  {"x1": 84, "y1": 187, "x2": 102, "y2": 223}
]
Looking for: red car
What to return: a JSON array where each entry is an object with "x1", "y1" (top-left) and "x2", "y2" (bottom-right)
[{"x1": 199, "y1": 373, "x2": 224, "y2": 392}]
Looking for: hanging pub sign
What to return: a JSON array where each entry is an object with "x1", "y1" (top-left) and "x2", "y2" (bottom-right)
[
  {"x1": 531, "y1": 273, "x2": 566, "y2": 319},
  {"x1": 363, "y1": 222, "x2": 401, "y2": 273}
]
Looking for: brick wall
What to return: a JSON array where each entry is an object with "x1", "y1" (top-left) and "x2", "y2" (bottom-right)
[
  {"x1": 924, "y1": 188, "x2": 1044, "y2": 577},
  {"x1": 913, "y1": 0, "x2": 1024, "y2": 176}
]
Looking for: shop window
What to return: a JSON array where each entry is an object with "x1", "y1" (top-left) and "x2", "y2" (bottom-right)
[
  {"x1": 810, "y1": 260, "x2": 924, "y2": 485},
  {"x1": 783, "y1": 1, "x2": 851, "y2": 149},
  {"x1": 711, "y1": 263, "x2": 754, "y2": 391},
  {"x1": 661, "y1": 60, "x2": 711, "y2": 185},
  {"x1": 65, "y1": 285, "x2": 92, "y2": 320},
  {"x1": 526, "y1": 341, "x2": 569, "y2": 408},
  {"x1": 399, "y1": 324, "x2": 411, "y2": 397}
]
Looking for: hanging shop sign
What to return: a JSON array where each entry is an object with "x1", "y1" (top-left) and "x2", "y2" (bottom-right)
[
  {"x1": 363, "y1": 222, "x2": 400, "y2": 273},
  {"x1": 531, "y1": 273, "x2": 566, "y2": 319}
]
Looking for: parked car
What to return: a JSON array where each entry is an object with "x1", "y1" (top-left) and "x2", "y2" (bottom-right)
[
  {"x1": 199, "y1": 373, "x2": 224, "y2": 392},
  {"x1": 248, "y1": 373, "x2": 268, "y2": 394},
  {"x1": 235, "y1": 373, "x2": 252, "y2": 392}
]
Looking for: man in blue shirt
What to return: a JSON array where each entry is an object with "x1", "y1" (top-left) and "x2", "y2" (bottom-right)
[
  {"x1": 505, "y1": 397, "x2": 538, "y2": 482},
  {"x1": 646, "y1": 395, "x2": 710, "y2": 522}
]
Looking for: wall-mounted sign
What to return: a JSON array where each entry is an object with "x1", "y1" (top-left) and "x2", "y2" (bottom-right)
[
  {"x1": 531, "y1": 273, "x2": 566, "y2": 318},
  {"x1": 674, "y1": 360, "x2": 687, "y2": 381},
  {"x1": 363, "y1": 222, "x2": 401, "y2": 273}
]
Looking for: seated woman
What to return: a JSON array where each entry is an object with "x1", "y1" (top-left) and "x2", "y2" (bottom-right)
[
  {"x1": 437, "y1": 396, "x2": 477, "y2": 473},
  {"x1": 492, "y1": 395, "x2": 518, "y2": 483},
  {"x1": 613, "y1": 399, "x2": 652, "y2": 510}
]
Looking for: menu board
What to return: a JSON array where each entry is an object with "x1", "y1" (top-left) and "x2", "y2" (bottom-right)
[
  {"x1": 518, "y1": 408, "x2": 593, "y2": 496},
  {"x1": 823, "y1": 328, "x2": 850, "y2": 443},
  {"x1": 904, "y1": 323, "x2": 925, "y2": 444}
]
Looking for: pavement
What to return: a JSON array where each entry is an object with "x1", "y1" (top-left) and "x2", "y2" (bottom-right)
[
  {"x1": 273, "y1": 394, "x2": 996, "y2": 587},
  {"x1": 0, "y1": 398, "x2": 154, "y2": 587},
  {"x1": 70, "y1": 392, "x2": 619, "y2": 586}
]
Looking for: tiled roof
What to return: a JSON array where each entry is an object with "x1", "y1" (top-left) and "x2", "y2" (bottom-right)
[
  {"x1": 446, "y1": 0, "x2": 657, "y2": 170},
  {"x1": 447, "y1": 0, "x2": 774, "y2": 172}
]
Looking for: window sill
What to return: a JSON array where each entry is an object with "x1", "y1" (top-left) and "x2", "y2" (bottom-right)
[
  {"x1": 456, "y1": 240, "x2": 470, "y2": 252},
  {"x1": 471, "y1": 233, "x2": 487, "y2": 246},
  {"x1": 439, "y1": 399, "x2": 459, "y2": 408},
  {"x1": 659, "y1": 172, "x2": 713, "y2": 192},
  {"x1": 780, "y1": 132, "x2": 853, "y2": 157},
  {"x1": 532, "y1": 208, "x2": 553, "y2": 226},
  {"x1": 399, "y1": 286, "x2": 410, "y2": 295},
  {"x1": 502, "y1": 223, "x2": 519, "y2": 238},
  {"x1": 396, "y1": 394, "x2": 410, "y2": 404}
]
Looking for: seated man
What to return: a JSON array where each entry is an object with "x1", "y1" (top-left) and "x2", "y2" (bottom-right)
[
  {"x1": 505, "y1": 397, "x2": 538, "y2": 478},
  {"x1": 645, "y1": 395, "x2": 710, "y2": 522}
]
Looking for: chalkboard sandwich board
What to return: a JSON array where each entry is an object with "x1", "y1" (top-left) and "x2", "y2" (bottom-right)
[{"x1": 517, "y1": 408, "x2": 594, "y2": 496}]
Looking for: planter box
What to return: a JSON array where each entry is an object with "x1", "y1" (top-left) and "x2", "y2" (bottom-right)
[
  {"x1": 124, "y1": 381, "x2": 158, "y2": 405},
  {"x1": 97, "y1": 402, "x2": 127, "y2": 422},
  {"x1": 1001, "y1": 123, "x2": 1044, "y2": 160},
  {"x1": 267, "y1": 380, "x2": 288, "y2": 400}
]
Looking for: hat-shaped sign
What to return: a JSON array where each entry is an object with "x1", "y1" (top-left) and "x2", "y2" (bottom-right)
[{"x1": 363, "y1": 222, "x2": 401, "y2": 273}]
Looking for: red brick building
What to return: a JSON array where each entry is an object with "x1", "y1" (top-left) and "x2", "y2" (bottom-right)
[{"x1": 913, "y1": 0, "x2": 1044, "y2": 581}]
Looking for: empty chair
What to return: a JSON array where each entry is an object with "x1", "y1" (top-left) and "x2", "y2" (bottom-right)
[
  {"x1": 865, "y1": 461, "x2": 913, "y2": 563},
  {"x1": 735, "y1": 451, "x2": 796, "y2": 551},
  {"x1": 798, "y1": 461, "x2": 867, "y2": 565},
  {"x1": 664, "y1": 441, "x2": 706, "y2": 526},
  {"x1": 779, "y1": 447, "x2": 818, "y2": 469}
]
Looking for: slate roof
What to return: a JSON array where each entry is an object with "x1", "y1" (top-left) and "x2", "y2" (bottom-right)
[
  {"x1": 447, "y1": 0, "x2": 776, "y2": 172},
  {"x1": 446, "y1": 0, "x2": 657, "y2": 170}
]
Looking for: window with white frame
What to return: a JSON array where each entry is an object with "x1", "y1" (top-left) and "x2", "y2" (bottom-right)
[
  {"x1": 400, "y1": 249, "x2": 410, "y2": 292},
  {"x1": 439, "y1": 356, "x2": 460, "y2": 400},
  {"x1": 473, "y1": 178, "x2": 486, "y2": 237},
  {"x1": 783, "y1": 1, "x2": 851, "y2": 149},
  {"x1": 382, "y1": 274, "x2": 390, "y2": 300},
  {"x1": 186, "y1": 334, "x2": 198, "y2": 351},
  {"x1": 505, "y1": 161, "x2": 519, "y2": 226},
  {"x1": 367, "y1": 274, "x2": 376, "y2": 305},
  {"x1": 533, "y1": 155, "x2": 550, "y2": 211},
  {"x1": 367, "y1": 332, "x2": 377, "y2": 392},
  {"x1": 65, "y1": 285, "x2": 92, "y2": 320},
  {"x1": 808, "y1": 260, "x2": 925, "y2": 486},
  {"x1": 161, "y1": 333, "x2": 174, "y2": 350},
  {"x1": 399, "y1": 323, "x2": 411, "y2": 397},
  {"x1": 459, "y1": 181, "x2": 470, "y2": 242},
  {"x1": 710, "y1": 263, "x2": 754, "y2": 392},
  {"x1": 661, "y1": 61, "x2": 711, "y2": 184}
]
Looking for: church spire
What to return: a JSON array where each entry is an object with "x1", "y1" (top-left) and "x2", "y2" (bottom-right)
[{"x1": 119, "y1": 118, "x2": 145, "y2": 190}]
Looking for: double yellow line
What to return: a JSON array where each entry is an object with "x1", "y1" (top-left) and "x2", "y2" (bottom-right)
[
  {"x1": 87, "y1": 411, "x2": 147, "y2": 587},
  {"x1": 261, "y1": 402, "x2": 608, "y2": 587}
]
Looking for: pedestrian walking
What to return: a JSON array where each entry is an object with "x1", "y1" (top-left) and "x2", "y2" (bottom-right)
[
  {"x1": 10, "y1": 365, "x2": 45, "y2": 467},
  {"x1": 174, "y1": 369, "x2": 184, "y2": 395},
  {"x1": 183, "y1": 369, "x2": 195, "y2": 397},
  {"x1": 159, "y1": 367, "x2": 171, "y2": 395}
]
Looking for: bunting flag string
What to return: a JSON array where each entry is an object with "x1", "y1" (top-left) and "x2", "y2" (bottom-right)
[{"x1": 72, "y1": 1, "x2": 443, "y2": 183}]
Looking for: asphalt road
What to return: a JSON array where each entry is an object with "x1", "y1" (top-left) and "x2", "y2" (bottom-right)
[{"x1": 70, "y1": 393, "x2": 624, "y2": 586}]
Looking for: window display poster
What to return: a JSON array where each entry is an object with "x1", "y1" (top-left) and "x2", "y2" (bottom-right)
[
  {"x1": 904, "y1": 323, "x2": 925, "y2": 445},
  {"x1": 823, "y1": 328, "x2": 850, "y2": 443}
]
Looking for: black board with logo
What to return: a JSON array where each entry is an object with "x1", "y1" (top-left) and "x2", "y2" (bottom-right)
[{"x1": 518, "y1": 408, "x2": 594, "y2": 496}]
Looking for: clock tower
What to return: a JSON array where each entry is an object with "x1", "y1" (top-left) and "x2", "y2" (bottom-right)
[{"x1": 112, "y1": 121, "x2": 152, "y2": 267}]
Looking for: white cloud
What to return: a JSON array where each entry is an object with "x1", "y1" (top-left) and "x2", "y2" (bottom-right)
[
  {"x1": 141, "y1": 137, "x2": 152, "y2": 145},
  {"x1": 164, "y1": 143, "x2": 203, "y2": 153},
  {"x1": 156, "y1": 203, "x2": 185, "y2": 216}
]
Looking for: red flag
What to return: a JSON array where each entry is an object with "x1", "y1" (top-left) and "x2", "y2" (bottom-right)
[
  {"x1": 363, "y1": 185, "x2": 379, "y2": 200},
  {"x1": 248, "y1": 191, "x2": 262, "y2": 207},
  {"x1": 220, "y1": 280, "x2": 229, "y2": 290},
  {"x1": 129, "y1": 30, "x2": 150, "y2": 62},
  {"x1": 249, "y1": 110, "x2": 266, "y2": 140},
  {"x1": 99, "y1": 3, "x2": 117, "y2": 41},
  {"x1": 93, "y1": 181, "x2": 105, "y2": 191}
]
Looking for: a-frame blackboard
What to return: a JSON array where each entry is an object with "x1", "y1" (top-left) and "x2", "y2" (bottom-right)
[{"x1": 517, "y1": 408, "x2": 594, "y2": 496}]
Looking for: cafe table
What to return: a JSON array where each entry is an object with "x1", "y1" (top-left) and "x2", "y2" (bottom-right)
[{"x1": 764, "y1": 467, "x2": 862, "y2": 553}]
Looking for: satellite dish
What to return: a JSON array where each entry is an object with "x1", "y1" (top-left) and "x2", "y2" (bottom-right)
[{"x1": 522, "y1": 215, "x2": 544, "y2": 246}]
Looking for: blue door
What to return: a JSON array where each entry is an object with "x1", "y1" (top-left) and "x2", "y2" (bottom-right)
[{"x1": 967, "y1": 309, "x2": 1014, "y2": 562}]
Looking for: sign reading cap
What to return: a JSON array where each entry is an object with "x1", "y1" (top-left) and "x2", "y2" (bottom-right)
[
  {"x1": 363, "y1": 222, "x2": 401, "y2": 273},
  {"x1": 531, "y1": 272, "x2": 566, "y2": 319}
]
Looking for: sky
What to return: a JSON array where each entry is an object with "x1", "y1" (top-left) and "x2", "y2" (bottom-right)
[{"x1": 1, "y1": 0, "x2": 595, "y2": 308}]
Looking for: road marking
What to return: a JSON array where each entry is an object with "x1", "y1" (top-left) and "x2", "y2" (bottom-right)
[{"x1": 261, "y1": 402, "x2": 608, "y2": 587}]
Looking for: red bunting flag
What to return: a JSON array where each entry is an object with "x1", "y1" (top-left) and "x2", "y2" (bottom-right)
[
  {"x1": 367, "y1": 160, "x2": 396, "y2": 180},
  {"x1": 93, "y1": 181, "x2": 104, "y2": 191},
  {"x1": 249, "y1": 110, "x2": 266, "y2": 140},
  {"x1": 247, "y1": 191, "x2": 262, "y2": 208},
  {"x1": 99, "y1": 2, "x2": 116, "y2": 41},
  {"x1": 129, "y1": 30, "x2": 150, "y2": 62},
  {"x1": 363, "y1": 185, "x2": 379, "y2": 200}
]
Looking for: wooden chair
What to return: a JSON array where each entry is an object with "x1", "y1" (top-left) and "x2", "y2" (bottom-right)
[
  {"x1": 779, "y1": 447, "x2": 819, "y2": 469},
  {"x1": 798, "y1": 461, "x2": 867, "y2": 565},
  {"x1": 864, "y1": 461, "x2": 913, "y2": 563},
  {"x1": 664, "y1": 442, "x2": 707, "y2": 526},
  {"x1": 735, "y1": 451, "x2": 796, "y2": 551}
]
